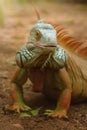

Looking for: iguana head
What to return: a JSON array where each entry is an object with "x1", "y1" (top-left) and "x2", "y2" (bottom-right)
[
  {"x1": 27, "y1": 19, "x2": 57, "y2": 49},
  {"x1": 16, "y1": 19, "x2": 66, "y2": 69},
  {"x1": 16, "y1": 19, "x2": 59, "y2": 67}
]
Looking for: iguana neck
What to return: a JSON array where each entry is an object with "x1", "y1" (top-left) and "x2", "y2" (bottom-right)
[{"x1": 16, "y1": 44, "x2": 67, "y2": 70}]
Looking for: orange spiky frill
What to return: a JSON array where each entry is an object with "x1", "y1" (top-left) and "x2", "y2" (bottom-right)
[{"x1": 51, "y1": 23, "x2": 87, "y2": 60}]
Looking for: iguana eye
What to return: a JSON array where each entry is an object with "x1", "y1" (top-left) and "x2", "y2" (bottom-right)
[{"x1": 35, "y1": 30, "x2": 41, "y2": 41}]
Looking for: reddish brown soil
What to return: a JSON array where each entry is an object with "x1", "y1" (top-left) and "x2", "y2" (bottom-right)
[{"x1": 0, "y1": 1, "x2": 87, "y2": 130}]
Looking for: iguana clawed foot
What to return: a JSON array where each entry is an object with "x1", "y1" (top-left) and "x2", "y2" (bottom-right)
[
  {"x1": 5, "y1": 103, "x2": 68, "y2": 119},
  {"x1": 45, "y1": 109, "x2": 68, "y2": 119},
  {"x1": 5, "y1": 102, "x2": 31, "y2": 113}
]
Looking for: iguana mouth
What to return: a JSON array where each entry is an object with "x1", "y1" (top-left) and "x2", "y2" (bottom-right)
[
  {"x1": 27, "y1": 42, "x2": 57, "y2": 49},
  {"x1": 37, "y1": 44, "x2": 57, "y2": 49},
  {"x1": 44, "y1": 45, "x2": 57, "y2": 48}
]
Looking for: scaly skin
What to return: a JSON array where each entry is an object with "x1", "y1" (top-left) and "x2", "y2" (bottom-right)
[
  {"x1": 6, "y1": 19, "x2": 87, "y2": 118},
  {"x1": 7, "y1": 66, "x2": 71, "y2": 118},
  {"x1": 7, "y1": 58, "x2": 87, "y2": 118},
  {"x1": 7, "y1": 68, "x2": 31, "y2": 112}
]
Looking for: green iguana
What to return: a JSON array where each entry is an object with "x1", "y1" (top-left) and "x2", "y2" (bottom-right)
[{"x1": 6, "y1": 14, "x2": 87, "y2": 118}]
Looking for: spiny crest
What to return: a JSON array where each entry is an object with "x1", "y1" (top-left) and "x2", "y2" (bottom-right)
[
  {"x1": 51, "y1": 23, "x2": 87, "y2": 60},
  {"x1": 31, "y1": 2, "x2": 41, "y2": 20}
]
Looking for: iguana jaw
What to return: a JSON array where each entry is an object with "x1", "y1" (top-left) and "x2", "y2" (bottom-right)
[
  {"x1": 28, "y1": 37, "x2": 57, "y2": 50},
  {"x1": 27, "y1": 42, "x2": 57, "y2": 49},
  {"x1": 34, "y1": 44, "x2": 57, "y2": 49}
]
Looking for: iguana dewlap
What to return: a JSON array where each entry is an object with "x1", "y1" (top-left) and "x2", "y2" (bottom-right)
[{"x1": 7, "y1": 19, "x2": 87, "y2": 118}]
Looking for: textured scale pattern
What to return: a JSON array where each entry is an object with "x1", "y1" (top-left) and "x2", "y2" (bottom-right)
[{"x1": 7, "y1": 18, "x2": 87, "y2": 119}]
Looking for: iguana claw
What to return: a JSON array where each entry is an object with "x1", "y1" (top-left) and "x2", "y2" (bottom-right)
[
  {"x1": 45, "y1": 109, "x2": 68, "y2": 119},
  {"x1": 5, "y1": 103, "x2": 31, "y2": 113}
]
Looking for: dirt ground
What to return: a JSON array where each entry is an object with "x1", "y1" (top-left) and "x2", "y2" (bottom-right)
[{"x1": 0, "y1": 1, "x2": 87, "y2": 130}]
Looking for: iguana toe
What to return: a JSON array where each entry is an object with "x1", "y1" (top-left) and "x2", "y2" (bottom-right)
[
  {"x1": 45, "y1": 109, "x2": 68, "y2": 119},
  {"x1": 5, "y1": 103, "x2": 31, "y2": 113}
]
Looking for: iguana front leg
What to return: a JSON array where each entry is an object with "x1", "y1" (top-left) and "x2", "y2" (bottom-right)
[
  {"x1": 6, "y1": 67, "x2": 31, "y2": 113},
  {"x1": 47, "y1": 67, "x2": 72, "y2": 118}
]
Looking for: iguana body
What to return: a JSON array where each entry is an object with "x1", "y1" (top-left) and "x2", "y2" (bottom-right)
[{"x1": 7, "y1": 19, "x2": 87, "y2": 118}]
